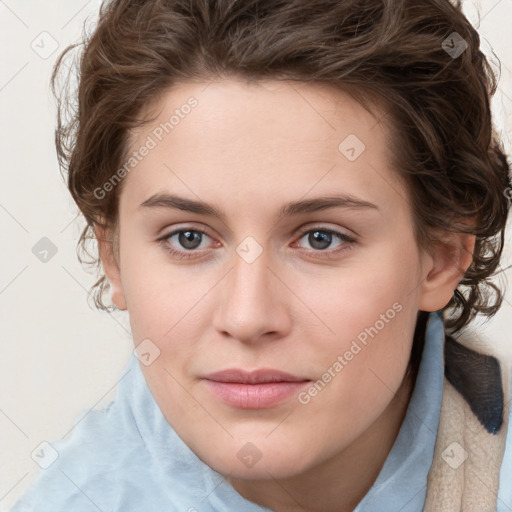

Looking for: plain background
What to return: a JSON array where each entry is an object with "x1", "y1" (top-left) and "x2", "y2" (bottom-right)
[{"x1": 0, "y1": 0, "x2": 511, "y2": 509}]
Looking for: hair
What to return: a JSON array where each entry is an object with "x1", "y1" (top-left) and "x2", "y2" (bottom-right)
[{"x1": 52, "y1": 0, "x2": 510, "y2": 359}]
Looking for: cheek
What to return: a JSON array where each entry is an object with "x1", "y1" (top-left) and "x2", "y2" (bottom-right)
[
  {"x1": 123, "y1": 272, "x2": 207, "y2": 346},
  {"x1": 117, "y1": 228, "x2": 200, "y2": 337},
  {"x1": 296, "y1": 240, "x2": 420, "y2": 410},
  {"x1": 304, "y1": 240, "x2": 420, "y2": 345}
]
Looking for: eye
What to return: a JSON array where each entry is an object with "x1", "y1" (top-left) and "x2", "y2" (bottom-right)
[
  {"x1": 157, "y1": 227, "x2": 216, "y2": 260},
  {"x1": 294, "y1": 227, "x2": 355, "y2": 256},
  {"x1": 157, "y1": 225, "x2": 356, "y2": 261}
]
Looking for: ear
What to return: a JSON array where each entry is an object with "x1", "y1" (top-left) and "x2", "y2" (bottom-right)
[
  {"x1": 94, "y1": 222, "x2": 127, "y2": 311},
  {"x1": 418, "y1": 231, "x2": 476, "y2": 312}
]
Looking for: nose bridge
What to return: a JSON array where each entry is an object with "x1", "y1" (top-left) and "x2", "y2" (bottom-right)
[
  {"x1": 213, "y1": 238, "x2": 288, "y2": 342},
  {"x1": 229, "y1": 241, "x2": 274, "y2": 312}
]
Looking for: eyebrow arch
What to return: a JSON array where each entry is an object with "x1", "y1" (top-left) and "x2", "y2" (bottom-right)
[{"x1": 139, "y1": 193, "x2": 379, "y2": 222}]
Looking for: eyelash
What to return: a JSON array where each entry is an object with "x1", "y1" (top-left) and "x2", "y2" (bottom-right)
[{"x1": 157, "y1": 226, "x2": 356, "y2": 261}]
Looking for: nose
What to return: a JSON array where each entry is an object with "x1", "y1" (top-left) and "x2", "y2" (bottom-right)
[{"x1": 211, "y1": 245, "x2": 292, "y2": 345}]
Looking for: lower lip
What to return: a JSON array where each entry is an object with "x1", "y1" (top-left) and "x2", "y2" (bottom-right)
[{"x1": 203, "y1": 380, "x2": 310, "y2": 409}]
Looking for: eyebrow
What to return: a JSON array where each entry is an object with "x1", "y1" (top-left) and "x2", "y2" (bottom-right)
[{"x1": 139, "y1": 193, "x2": 379, "y2": 222}]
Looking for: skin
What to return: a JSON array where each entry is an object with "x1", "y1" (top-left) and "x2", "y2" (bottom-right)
[{"x1": 97, "y1": 78, "x2": 475, "y2": 512}]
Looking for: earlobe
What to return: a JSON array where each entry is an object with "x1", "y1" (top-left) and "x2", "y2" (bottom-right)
[
  {"x1": 418, "y1": 233, "x2": 476, "y2": 312},
  {"x1": 94, "y1": 223, "x2": 127, "y2": 311}
]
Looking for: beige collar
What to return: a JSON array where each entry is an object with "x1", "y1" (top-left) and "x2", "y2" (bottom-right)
[{"x1": 424, "y1": 328, "x2": 510, "y2": 511}]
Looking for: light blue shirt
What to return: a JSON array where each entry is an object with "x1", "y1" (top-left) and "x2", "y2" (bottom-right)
[{"x1": 8, "y1": 311, "x2": 512, "y2": 511}]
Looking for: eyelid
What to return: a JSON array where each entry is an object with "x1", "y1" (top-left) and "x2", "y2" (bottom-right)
[
  {"x1": 293, "y1": 223, "x2": 356, "y2": 240},
  {"x1": 158, "y1": 222, "x2": 211, "y2": 238}
]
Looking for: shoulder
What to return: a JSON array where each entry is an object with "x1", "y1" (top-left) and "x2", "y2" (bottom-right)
[{"x1": 8, "y1": 394, "x2": 149, "y2": 511}]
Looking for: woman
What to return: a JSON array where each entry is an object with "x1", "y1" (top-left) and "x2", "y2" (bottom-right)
[{"x1": 9, "y1": 0, "x2": 512, "y2": 510}]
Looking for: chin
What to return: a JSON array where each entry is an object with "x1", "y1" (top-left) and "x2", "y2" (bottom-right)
[{"x1": 200, "y1": 442, "x2": 316, "y2": 481}]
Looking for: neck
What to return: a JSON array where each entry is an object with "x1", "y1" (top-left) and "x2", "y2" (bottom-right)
[{"x1": 228, "y1": 368, "x2": 416, "y2": 512}]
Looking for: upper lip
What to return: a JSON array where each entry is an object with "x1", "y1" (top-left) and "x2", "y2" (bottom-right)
[{"x1": 203, "y1": 369, "x2": 310, "y2": 384}]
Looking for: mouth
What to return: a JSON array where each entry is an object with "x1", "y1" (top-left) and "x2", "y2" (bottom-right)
[{"x1": 202, "y1": 369, "x2": 311, "y2": 409}]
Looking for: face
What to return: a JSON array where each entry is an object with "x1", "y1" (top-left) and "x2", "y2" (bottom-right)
[{"x1": 100, "y1": 78, "x2": 464, "y2": 480}]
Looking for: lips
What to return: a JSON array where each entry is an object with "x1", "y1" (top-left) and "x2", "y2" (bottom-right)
[
  {"x1": 203, "y1": 368, "x2": 310, "y2": 384},
  {"x1": 202, "y1": 369, "x2": 311, "y2": 409}
]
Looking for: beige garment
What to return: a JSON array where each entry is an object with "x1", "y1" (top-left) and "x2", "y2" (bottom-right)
[{"x1": 424, "y1": 332, "x2": 510, "y2": 512}]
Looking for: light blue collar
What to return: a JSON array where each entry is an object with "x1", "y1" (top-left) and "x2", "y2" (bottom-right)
[{"x1": 354, "y1": 311, "x2": 445, "y2": 511}]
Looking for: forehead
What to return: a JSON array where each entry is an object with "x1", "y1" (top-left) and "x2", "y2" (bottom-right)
[
  {"x1": 131, "y1": 78, "x2": 389, "y2": 154},
  {"x1": 122, "y1": 78, "x2": 407, "y2": 219}
]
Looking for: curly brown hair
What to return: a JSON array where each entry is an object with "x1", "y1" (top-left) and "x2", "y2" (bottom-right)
[{"x1": 52, "y1": 0, "x2": 511, "y2": 338}]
